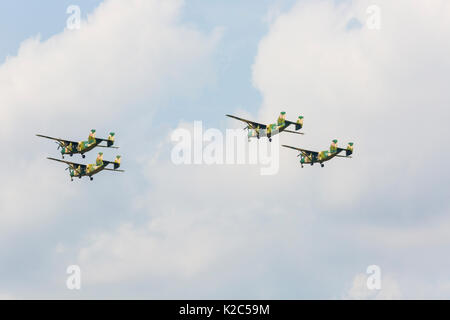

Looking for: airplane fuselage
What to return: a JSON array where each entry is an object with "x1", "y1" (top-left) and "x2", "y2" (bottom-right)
[
  {"x1": 61, "y1": 140, "x2": 101, "y2": 158},
  {"x1": 300, "y1": 150, "x2": 340, "y2": 167},
  {"x1": 248, "y1": 124, "x2": 288, "y2": 140},
  {"x1": 69, "y1": 163, "x2": 106, "y2": 181}
]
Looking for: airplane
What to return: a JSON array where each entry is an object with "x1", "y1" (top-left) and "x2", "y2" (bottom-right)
[
  {"x1": 36, "y1": 129, "x2": 118, "y2": 159},
  {"x1": 226, "y1": 111, "x2": 304, "y2": 142},
  {"x1": 282, "y1": 140, "x2": 354, "y2": 168},
  {"x1": 47, "y1": 153, "x2": 123, "y2": 181}
]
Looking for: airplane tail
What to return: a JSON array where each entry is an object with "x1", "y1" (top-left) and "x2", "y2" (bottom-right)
[
  {"x1": 346, "y1": 142, "x2": 354, "y2": 156},
  {"x1": 113, "y1": 155, "x2": 121, "y2": 169},
  {"x1": 107, "y1": 132, "x2": 115, "y2": 147},
  {"x1": 336, "y1": 142, "x2": 354, "y2": 157},
  {"x1": 103, "y1": 155, "x2": 121, "y2": 169},
  {"x1": 295, "y1": 116, "x2": 304, "y2": 130},
  {"x1": 284, "y1": 115, "x2": 304, "y2": 131}
]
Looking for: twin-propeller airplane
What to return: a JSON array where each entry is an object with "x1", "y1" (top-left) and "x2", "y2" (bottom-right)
[
  {"x1": 283, "y1": 140, "x2": 354, "y2": 168},
  {"x1": 36, "y1": 129, "x2": 118, "y2": 159},
  {"x1": 37, "y1": 130, "x2": 124, "y2": 181},
  {"x1": 48, "y1": 154, "x2": 123, "y2": 181},
  {"x1": 226, "y1": 111, "x2": 304, "y2": 142}
]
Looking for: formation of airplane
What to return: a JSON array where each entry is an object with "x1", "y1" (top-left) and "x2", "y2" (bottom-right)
[
  {"x1": 38, "y1": 130, "x2": 124, "y2": 181},
  {"x1": 226, "y1": 111, "x2": 354, "y2": 167},
  {"x1": 38, "y1": 111, "x2": 354, "y2": 181}
]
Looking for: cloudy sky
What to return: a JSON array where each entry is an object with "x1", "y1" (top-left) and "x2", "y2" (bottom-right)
[{"x1": 0, "y1": 0, "x2": 449, "y2": 299}]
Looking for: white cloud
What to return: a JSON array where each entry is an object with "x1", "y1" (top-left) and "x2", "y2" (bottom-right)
[
  {"x1": 355, "y1": 211, "x2": 450, "y2": 249},
  {"x1": 0, "y1": 156, "x2": 73, "y2": 235},
  {"x1": 77, "y1": 160, "x2": 316, "y2": 288}
]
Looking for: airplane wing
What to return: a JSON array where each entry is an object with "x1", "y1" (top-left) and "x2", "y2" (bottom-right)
[
  {"x1": 283, "y1": 129, "x2": 304, "y2": 135},
  {"x1": 226, "y1": 114, "x2": 267, "y2": 129},
  {"x1": 335, "y1": 155, "x2": 352, "y2": 158},
  {"x1": 103, "y1": 168, "x2": 125, "y2": 173},
  {"x1": 96, "y1": 144, "x2": 119, "y2": 149},
  {"x1": 282, "y1": 145, "x2": 319, "y2": 162},
  {"x1": 47, "y1": 157, "x2": 87, "y2": 170},
  {"x1": 36, "y1": 134, "x2": 78, "y2": 146},
  {"x1": 282, "y1": 145, "x2": 318, "y2": 156}
]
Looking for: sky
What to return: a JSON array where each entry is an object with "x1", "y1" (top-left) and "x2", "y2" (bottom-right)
[{"x1": 0, "y1": 0, "x2": 449, "y2": 299}]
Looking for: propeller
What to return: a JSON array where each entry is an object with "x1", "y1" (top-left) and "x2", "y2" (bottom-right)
[{"x1": 55, "y1": 141, "x2": 67, "y2": 150}]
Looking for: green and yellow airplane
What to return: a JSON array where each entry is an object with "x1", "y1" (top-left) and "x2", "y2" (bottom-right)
[
  {"x1": 36, "y1": 129, "x2": 118, "y2": 159},
  {"x1": 226, "y1": 111, "x2": 304, "y2": 142},
  {"x1": 282, "y1": 140, "x2": 354, "y2": 168},
  {"x1": 47, "y1": 153, "x2": 123, "y2": 181}
]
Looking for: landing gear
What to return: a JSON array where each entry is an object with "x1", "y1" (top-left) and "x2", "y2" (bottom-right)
[
  {"x1": 82, "y1": 154, "x2": 86, "y2": 159},
  {"x1": 62, "y1": 155, "x2": 64, "y2": 159},
  {"x1": 70, "y1": 154, "x2": 73, "y2": 157},
  {"x1": 90, "y1": 177, "x2": 93, "y2": 181},
  {"x1": 301, "y1": 164, "x2": 304, "y2": 168},
  {"x1": 321, "y1": 163, "x2": 324, "y2": 168},
  {"x1": 71, "y1": 178, "x2": 73, "y2": 182},
  {"x1": 269, "y1": 138, "x2": 272, "y2": 142}
]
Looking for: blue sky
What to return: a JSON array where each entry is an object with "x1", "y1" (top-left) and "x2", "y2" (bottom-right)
[
  {"x1": 0, "y1": 1, "x2": 102, "y2": 61},
  {"x1": 0, "y1": 0, "x2": 449, "y2": 299}
]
